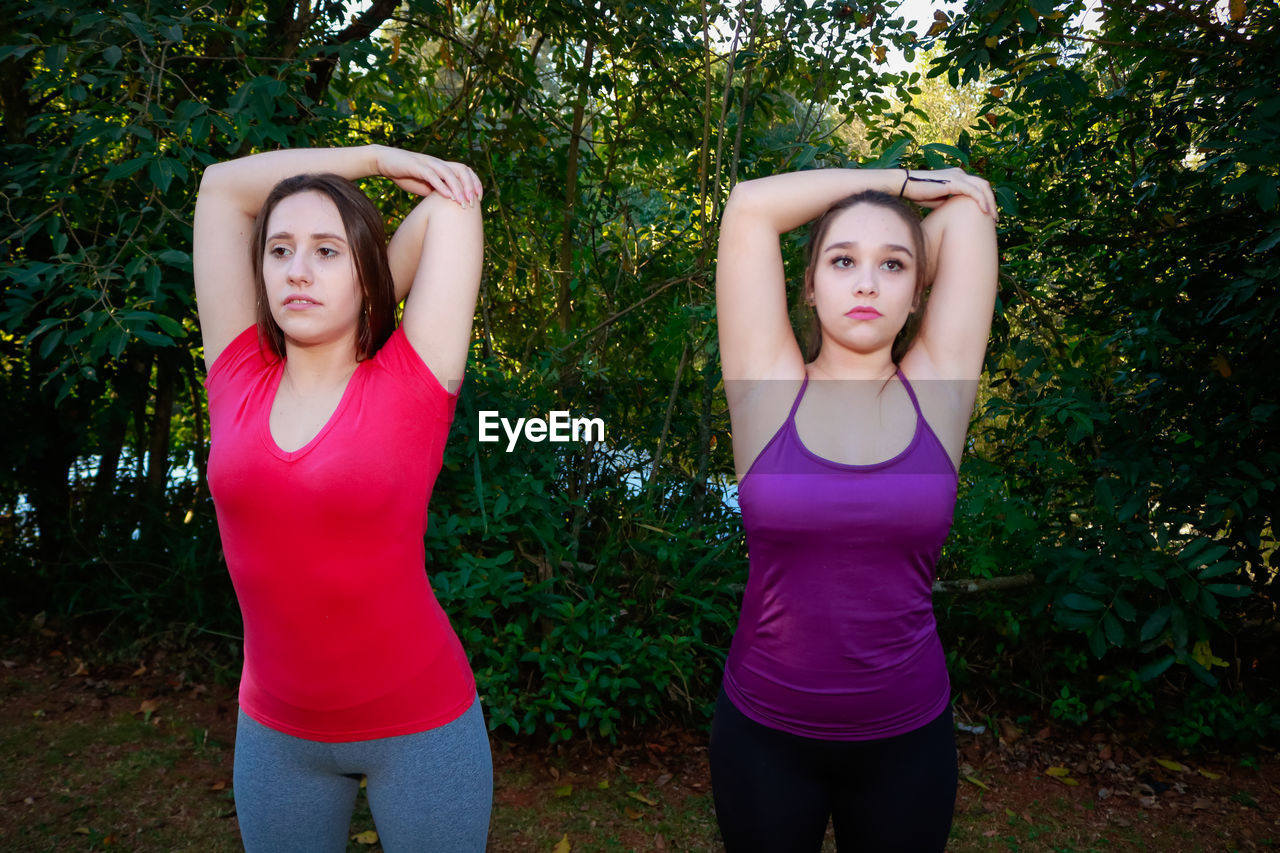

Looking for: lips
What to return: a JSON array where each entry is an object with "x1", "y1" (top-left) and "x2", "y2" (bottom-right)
[
  {"x1": 283, "y1": 295, "x2": 320, "y2": 307},
  {"x1": 845, "y1": 307, "x2": 881, "y2": 319}
]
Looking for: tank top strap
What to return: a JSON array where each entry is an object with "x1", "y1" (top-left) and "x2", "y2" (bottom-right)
[
  {"x1": 786, "y1": 374, "x2": 811, "y2": 424},
  {"x1": 896, "y1": 368, "x2": 925, "y2": 419}
]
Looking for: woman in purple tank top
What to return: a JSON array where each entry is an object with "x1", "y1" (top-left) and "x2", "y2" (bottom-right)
[{"x1": 712, "y1": 166, "x2": 999, "y2": 852}]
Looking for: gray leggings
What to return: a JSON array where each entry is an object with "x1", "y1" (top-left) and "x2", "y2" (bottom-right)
[{"x1": 233, "y1": 697, "x2": 492, "y2": 853}]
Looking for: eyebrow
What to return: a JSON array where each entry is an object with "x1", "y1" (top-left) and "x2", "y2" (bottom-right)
[
  {"x1": 266, "y1": 231, "x2": 349, "y2": 243},
  {"x1": 824, "y1": 240, "x2": 914, "y2": 257}
]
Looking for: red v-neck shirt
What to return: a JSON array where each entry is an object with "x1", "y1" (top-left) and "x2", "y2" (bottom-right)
[{"x1": 206, "y1": 325, "x2": 475, "y2": 742}]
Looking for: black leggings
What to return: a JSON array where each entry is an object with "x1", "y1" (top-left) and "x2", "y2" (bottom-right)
[{"x1": 710, "y1": 690, "x2": 957, "y2": 853}]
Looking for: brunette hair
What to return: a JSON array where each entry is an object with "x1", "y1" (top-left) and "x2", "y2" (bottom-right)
[
  {"x1": 250, "y1": 173, "x2": 396, "y2": 361},
  {"x1": 801, "y1": 190, "x2": 928, "y2": 364}
]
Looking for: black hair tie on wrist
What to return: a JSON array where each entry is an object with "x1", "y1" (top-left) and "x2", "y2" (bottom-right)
[{"x1": 899, "y1": 167, "x2": 952, "y2": 199}]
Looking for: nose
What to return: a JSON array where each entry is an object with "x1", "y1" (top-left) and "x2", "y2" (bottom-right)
[
  {"x1": 852, "y1": 265, "x2": 878, "y2": 296},
  {"x1": 286, "y1": 251, "x2": 311, "y2": 285}
]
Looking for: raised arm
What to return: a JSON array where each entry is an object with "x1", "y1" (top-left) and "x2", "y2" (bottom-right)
[
  {"x1": 192, "y1": 145, "x2": 479, "y2": 369},
  {"x1": 715, "y1": 167, "x2": 996, "y2": 387},
  {"x1": 908, "y1": 189, "x2": 999, "y2": 382},
  {"x1": 394, "y1": 192, "x2": 484, "y2": 388}
]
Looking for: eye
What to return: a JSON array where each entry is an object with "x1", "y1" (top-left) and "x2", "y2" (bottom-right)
[
  {"x1": 268, "y1": 245, "x2": 291, "y2": 258},
  {"x1": 832, "y1": 255, "x2": 854, "y2": 269},
  {"x1": 317, "y1": 246, "x2": 339, "y2": 258},
  {"x1": 881, "y1": 258, "x2": 906, "y2": 271}
]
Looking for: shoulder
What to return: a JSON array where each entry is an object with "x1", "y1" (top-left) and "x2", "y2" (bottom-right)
[
  {"x1": 368, "y1": 326, "x2": 461, "y2": 419},
  {"x1": 205, "y1": 325, "x2": 273, "y2": 394}
]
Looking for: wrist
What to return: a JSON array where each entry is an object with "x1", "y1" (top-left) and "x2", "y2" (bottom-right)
[{"x1": 366, "y1": 144, "x2": 389, "y2": 178}]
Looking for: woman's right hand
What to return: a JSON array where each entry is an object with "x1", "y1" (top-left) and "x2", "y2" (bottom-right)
[
  {"x1": 899, "y1": 167, "x2": 998, "y2": 221},
  {"x1": 373, "y1": 147, "x2": 483, "y2": 207}
]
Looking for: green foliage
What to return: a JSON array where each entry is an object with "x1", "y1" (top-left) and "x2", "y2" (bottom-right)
[{"x1": 2, "y1": 0, "x2": 1277, "y2": 744}]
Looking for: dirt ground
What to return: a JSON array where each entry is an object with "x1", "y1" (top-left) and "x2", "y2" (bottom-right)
[{"x1": 1, "y1": 651, "x2": 1277, "y2": 852}]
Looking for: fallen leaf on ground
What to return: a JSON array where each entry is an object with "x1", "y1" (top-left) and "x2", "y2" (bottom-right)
[
  {"x1": 625, "y1": 806, "x2": 643, "y2": 820},
  {"x1": 350, "y1": 829, "x2": 378, "y2": 844},
  {"x1": 551, "y1": 833, "x2": 570, "y2": 853},
  {"x1": 1156, "y1": 758, "x2": 1187, "y2": 772},
  {"x1": 628, "y1": 791, "x2": 658, "y2": 806},
  {"x1": 554, "y1": 784, "x2": 573, "y2": 798},
  {"x1": 1046, "y1": 767, "x2": 1079, "y2": 786},
  {"x1": 1197, "y1": 767, "x2": 1222, "y2": 780},
  {"x1": 965, "y1": 775, "x2": 990, "y2": 791},
  {"x1": 209, "y1": 781, "x2": 226, "y2": 791}
]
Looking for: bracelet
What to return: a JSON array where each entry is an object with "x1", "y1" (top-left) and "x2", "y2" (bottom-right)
[{"x1": 899, "y1": 167, "x2": 952, "y2": 198}]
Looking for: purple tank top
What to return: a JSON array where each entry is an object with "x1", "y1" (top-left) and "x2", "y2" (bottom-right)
[{"x1": 724, "y1": 372, "x2": 958, "y2": 740}]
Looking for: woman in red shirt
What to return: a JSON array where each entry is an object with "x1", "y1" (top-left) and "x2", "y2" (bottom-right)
[{"x1": 194, "y1": 145, "x2": 489, "y2": 852}]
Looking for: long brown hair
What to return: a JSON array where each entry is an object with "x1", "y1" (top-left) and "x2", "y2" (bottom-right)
[
  {"x1": 801, "y1": 190, "x2": 928, "y2": 364},
  {"x1": 250, "y1": 173, "x2": 396, "y2": 361}
]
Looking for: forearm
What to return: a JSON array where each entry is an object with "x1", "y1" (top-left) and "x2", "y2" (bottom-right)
[
  {"x1": 723, "y1": 168, "x2": 905, "y2": 234},
  {"x1": 199, "y1": 145, "x2": 386, "y2": 218}
]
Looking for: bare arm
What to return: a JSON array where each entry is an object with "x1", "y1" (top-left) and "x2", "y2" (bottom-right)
[
  {"x1": 715, "y1": 167, "x2": 996, "y2": 388},
  {"x1": 909, "y1": 194, "x2": 999, "y2": 381},
  {"x1": 192, "y1": 145, "x2": 480, "y2": 368},
  {"x1": 397, "y1": 193, "x2": 484, "y2": 388}
]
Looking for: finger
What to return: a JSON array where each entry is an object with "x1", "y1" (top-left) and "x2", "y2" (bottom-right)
[
  {"x1": 455, "y1": 163, "x2": 483, "y2": 206},
  {"x1": 447, "y1": 163, "x2": 476, "y2": 206},
  {"x1": 423, "y1": 164, "x2": 460, "y2": 201},
  {"x1": 435, "y1": 162, "x2": 474, "y2": 206}
]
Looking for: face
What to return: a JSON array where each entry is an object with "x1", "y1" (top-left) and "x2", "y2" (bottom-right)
[
  {"x1": 808, "y1": 203, "x2": 920, "y2": 358},
  {"x1": 262, "y1": 191, "x2": 362, "y2": 352}
]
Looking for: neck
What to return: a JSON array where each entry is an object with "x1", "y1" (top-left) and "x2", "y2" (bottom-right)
[
  {"x1": 282, "y1": 337, "x2": 359, "y2": 393},
  {"x1": 808, "y1": 344, "x2": 897, "y2": 382}
]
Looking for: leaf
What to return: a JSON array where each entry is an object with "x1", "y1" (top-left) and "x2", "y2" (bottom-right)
[
  {"x1": 1061, "y1": 593, "x2": 1105, "y2": 611},
  {"x1": 1045, "y1": 768, "x2": 1079, "y2": 785},
  {"x1": 1228, "y1": 0, "x2": 1245, "y2": 23},
  {"x1": 1191, "y1": 640, "x2": 1228, "y2": 669},
  {"x1": 1197, "y1": 768, "x2": 1222, "y2": 780},
  {"x1": 627, "y1": 791, "x2": 657, "y2": 806},
  {"x1": 351, "y1": 830, "x2": 378, "y2": 844},
  {"x1": 554, "y1": 784, "x2": 573, "y2": 798},
  {"x1": 964, "y1": 774, "x2": 990, "y2": 791},
  {"x1": 1155, "y1": 758, "x2": 1187, "y2": 772},
  {"x1": 624, "y1": 806, "x2": 643, "y2": 820},
  {"x1": 104, "y1": 157, "x2": 151, "y2": 181},
  {"x1": 551, "y1": 834, "x2": 570, "y2": 853}
]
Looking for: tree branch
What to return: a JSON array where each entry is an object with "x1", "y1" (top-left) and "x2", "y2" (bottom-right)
[{"x1": 933, "y1": 573, "x2": 1037, "y2": 594}]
